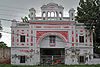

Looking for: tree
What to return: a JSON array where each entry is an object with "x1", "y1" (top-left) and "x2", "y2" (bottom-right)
[
  {"x1": 0, "y1": 20, "x2": 2, "y2": 38},
  {"x1": 76, "y1": 0, "x2": 100, "y2": 54},
  {"x1": 0, "y1": 42, "x2": 8, "y2": 48},
  {"x1": 0, "y1": 21, "x2": 8, "y2": 48},
  {"x1": 21, "y1": 16, "x2": 29, "y2": 23}
]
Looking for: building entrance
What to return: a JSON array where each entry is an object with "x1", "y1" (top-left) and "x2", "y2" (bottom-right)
[{"x1": 40, "y1": 48, "x2": 65, "y2": 65}]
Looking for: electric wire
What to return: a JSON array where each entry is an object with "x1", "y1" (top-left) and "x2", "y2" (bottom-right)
[
  {"x1": 0, "y1": 8, "x2": 28, "y2": 14},
  {"x1": 0, "y1": 18, "x2": 21, "y2": 22},
  {"x1": 0, "y1": 4, "x2": 28, "y2": 10},
  {"x1": 0, "y1": 14, "x2": 25, "y2": 18}
]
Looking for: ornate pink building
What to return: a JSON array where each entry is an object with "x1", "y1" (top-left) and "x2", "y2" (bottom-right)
[{"x1": 11, "y1": 3, "x2": 94, "y2": 65}]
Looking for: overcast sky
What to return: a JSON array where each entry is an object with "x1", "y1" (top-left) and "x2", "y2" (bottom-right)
[{"x1": 0, "y1": 0, "x2": 80, "y2": 47}]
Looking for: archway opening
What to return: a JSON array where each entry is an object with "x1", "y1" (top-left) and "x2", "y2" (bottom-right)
[
  {"x1": 40, "y1": 48, "x2": 65, "y2": 65},
  {"x1": 40, "y1": 48, "x2": 65, "y2": 55},
  {"x1": 39, "y1": 35, "x2": 65, "y2": 65}
]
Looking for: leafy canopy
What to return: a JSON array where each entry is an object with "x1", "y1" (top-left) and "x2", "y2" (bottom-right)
[
  {"x1": 0, "y1": 42, "x2": 8, "y2": 48},
  {"x1": 76, "y1": 0, "x2": 100, "y2": 30},
  {"x1": 76, "y1": 0, "x2": 100, "y2": 54}
]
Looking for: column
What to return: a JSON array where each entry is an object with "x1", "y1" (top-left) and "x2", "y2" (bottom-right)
[
  {"x1": 50, "y1": 11, "x2": 51, "y2": 20},
  {"x1": 46, "y1": 11, "x2": 48, "y2": 20}
]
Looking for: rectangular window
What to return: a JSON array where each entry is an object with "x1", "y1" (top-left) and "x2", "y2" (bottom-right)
[
  {"x1": 79, "y1": 56, "x2": 85, "y2": 63},
  {"x1": 79, "y1": 36, "x2": 84, "y2": 43},
  {"x1": 49, "y1": 36, "x2": 56, "y2": 43},
  {"x1": 20, "y1": 56, "x2": 25, "y2": 63},
  {"x1": 20, "y1": 35, "x2": 25, "y2": 42}
]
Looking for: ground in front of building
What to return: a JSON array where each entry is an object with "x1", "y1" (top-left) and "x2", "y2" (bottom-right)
[{"x1": 0, "y1": 64, "x2": 100, "y2": 67}]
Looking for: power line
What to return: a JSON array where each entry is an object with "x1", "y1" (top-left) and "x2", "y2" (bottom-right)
[
  {"x1": 0, "y1": 4, "x2": 42, "y2": 12},
  {"x1": 0, "y1": 4, "x2": 28, "y2": 10},
  {"x1": 0, "y1": 8, "x2": 28, "y2": 14},
  {"x1": 0, "y1": 18, "x2": 21, "y2": 22},
  {"x1": 0, "y1": 13, "x2": 25, "y2": 18}
]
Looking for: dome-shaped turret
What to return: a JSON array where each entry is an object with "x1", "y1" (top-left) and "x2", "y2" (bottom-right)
[
  {"x1": 69, "y1": 8, "x2": 75, "y2": 21},
  {"x1": 28, "y1": 8, "x2": 36, "y2": 20},
  {"x1": 29, "y1": 8, "x2": 36, "y2": 12},
  {"x1": 41, "y1": 3, "x2": 64, "y2": 20}
]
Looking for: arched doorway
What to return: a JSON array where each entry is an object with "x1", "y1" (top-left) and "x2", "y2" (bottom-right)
[{"x1": 39, "y1": 35, "x2": 65, "y2": 65}]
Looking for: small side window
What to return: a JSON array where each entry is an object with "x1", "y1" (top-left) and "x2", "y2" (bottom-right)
[
  {"x1": 79, "y1": 36, "x2": 84, "y2": 43},
  {"x1": 20, "y1": 35, "x2": 25, "y2": 42},
  {"x1": 49, "y1": 36, "x2": 56, "y2": 43},
  {"x1": 20, "y1": 56, "x2": 25, "y2": 63},
  {"x1": 79, "y1": 56, "x2": 85, "y2": 63}
]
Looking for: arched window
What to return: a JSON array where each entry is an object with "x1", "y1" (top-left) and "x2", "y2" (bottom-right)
[
  {"x1": 47, "y1": 12, "x2": 50, "y2": 17},
  {"x1": 56, "y1": 11, "x2": 58, "y2": 17},
  {"x1": 72, "y1": 18, "x2": 73, "y2": 20},
  {"x1": 42, "y1": 12, "x2": 46, "y2": 17},
  {"x1": 55, "y1": 12, "x2": 57, "y2": 17},
  {"x1": 51, "y1": 12, "x2": 55, "y2": 17},
  {"x1": 71, "y1": 13, "x2": 73, "y2": 16},
  {"x1": 31, "y1": 12, "x2": 33, "y2": 15},
  {"x1": 71, "y1": 13, "x2": 74, "y2": 20},
  {"x1": 49, "y1": 36, "x2": 56, "y2": 43},
  {"x1": 59, "y1": 12, "x2": 62, "y2": 17}
]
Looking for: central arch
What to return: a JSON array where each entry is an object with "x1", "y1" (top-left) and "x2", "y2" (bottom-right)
[
  {"x1": 37, "y1": 32, "x2": 67, "y2": 47},
  {"x1": 37, "y1": 32, "x2": 66, "y2": 65}
]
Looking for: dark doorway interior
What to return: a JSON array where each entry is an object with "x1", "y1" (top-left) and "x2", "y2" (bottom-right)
[
  {"x1": 20, "y1": 56, "x2": 25, "y2": 63},
  {"x1": 40, "y1": 48, "x2": 65, "y2": 55},
  {"x1": 79, "y1": 56, "x2": 85, "y2": 63},
  {"x1": 40, "y1": 48, "x2": 65, "y2": 65}
]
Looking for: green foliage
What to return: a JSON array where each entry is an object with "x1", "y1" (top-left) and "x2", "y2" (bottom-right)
[
  {"x1": 21, "y1": 16, "x2": 29, "y2": 23},
  {"x1": 0, "y1": 21, "x2": 2, "y2": 30},
  {"x1": 0, "y1": 21, "x2": 2, "y2": 38},
  {"x1": 0, "y1": 33, "x2": 2, "y2": 38},
  {"x1": 76, "y1": 0, "x2": 100, "y2": 28},
  {"x1": 76, "y1": 0, "x2": 100, "y2": 26},
  {"x1": 0, "y1": 41, "x2": 8, "y2": 48},
  {"x1": 76, "y1": 0, "x2": 100, "y2": 53},
  {"x1": 0, "y1": 26, "x2": 2, "y2": 30}
]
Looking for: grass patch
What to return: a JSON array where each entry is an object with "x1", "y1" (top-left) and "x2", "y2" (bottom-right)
[{"x1": 0, "y1": 64, "x2": 100, "y2": 67}]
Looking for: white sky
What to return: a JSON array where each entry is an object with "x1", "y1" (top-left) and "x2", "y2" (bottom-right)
[{"x1": 0, "y1": 0, "x2": 80, "y2": 47}]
